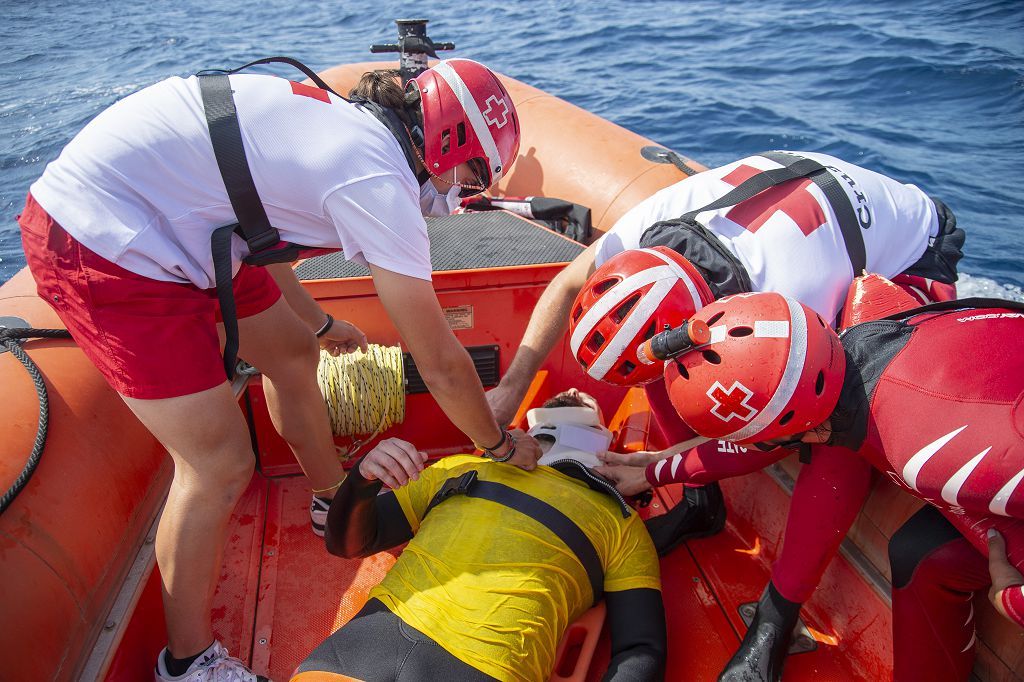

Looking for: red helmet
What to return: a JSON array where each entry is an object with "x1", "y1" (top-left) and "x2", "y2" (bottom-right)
[
  {"x1": 569, "y1": 247, "x2": 714, "y2": 385},
  {"x1": 408, "y1": 58, "x2": 521, "y2": 190},
  {"x1": 665, "y1": 292, "x2": 846, "y2": 445}
]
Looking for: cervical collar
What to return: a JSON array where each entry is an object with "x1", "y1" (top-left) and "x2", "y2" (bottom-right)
[{"x1": 526, "y1": 406, "x2": 612, "y2": 468}]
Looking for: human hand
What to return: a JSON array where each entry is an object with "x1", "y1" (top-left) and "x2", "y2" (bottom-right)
[
  {"x1": 486, "y1": 381, "x2": 525, "y2": 428},
  {"x1": 987, "y1": 529, "x2": 1024, "y2": 623},
  {"x1": 358, "y1": 438, "x2": 428, "y2": 489},
  {"x1": 598, "y1": 450, "x2": 661, "y2": 467},
  {"x1": 501, "y1": 429, "x2": 542, "y2": 471},
  {"x1": 320, "y1": 318, "x2": 369, "y2": 356},
  {"x1": 594, "y1": 464, "x2": 652, "y2": 496}
]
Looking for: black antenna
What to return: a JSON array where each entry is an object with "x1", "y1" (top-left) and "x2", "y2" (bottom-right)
[{"x1": 370, "y1": 19, "x2": 455, "y2": 85}]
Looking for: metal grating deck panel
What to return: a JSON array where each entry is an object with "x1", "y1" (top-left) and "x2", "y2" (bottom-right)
[{"x1": 295, "y1": 211, "x2": 584, "y2": 281}]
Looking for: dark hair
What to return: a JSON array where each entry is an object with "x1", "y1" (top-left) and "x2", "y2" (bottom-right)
[
  {"x1": 349, "y1": 70, "x2": 405, "y2": 108},
  {"x1": 542, "y1": 391, "x2": 591, "y2": 409}
]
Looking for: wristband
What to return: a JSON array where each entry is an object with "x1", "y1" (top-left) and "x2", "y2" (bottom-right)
[
  {"x1": 480, "y1": 430, "x2": 516, "y2": 463},
  {"x1": 315, "y1": 313, "x2": 334, "y2": 338},
  {"x1": 476, "y1": 431, "x2": 507, "y2": 452}
]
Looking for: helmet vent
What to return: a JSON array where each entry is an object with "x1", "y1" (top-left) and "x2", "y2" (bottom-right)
[
  {"x1": 571, "y1": 305, "x2": 584, "y2": 322},
  {"x1": 815, "y1": 370, "x2": 825, "y2": 395},
  {"x1": 707, "y1": 311, "x2": 725, "y2": 326},
  {"x1": 642, "y1": 321, "x2": 658, "y2": 341},
  {"x1": 441, "y1": 129, "x2": 451, "y2": 155},
  {"x1": 728, "y1": 326, "x2": 753, "y2": 337},
  {"x1": 593, "y1": 277, "x2": 619, "y2": 295},
  {"x1": 816, "y1": 314, "x2": 827, "y2": 328},
  {"x1": 456, "y1": 122, "x2": 467, "y2": 147},
  {"x1": 673, "y1": 359, "x2": 689, "y2": 380},
  {"x1": 616, "y1": 361, "x2": 637, "y2": 377},
  {"x1": 779, "y1": 410, "x2": 795, "y2": 426},
  {"x1": 586, "y1": 331, "x2": 606, "y2": 352},
  {"x1": 612, "y1": 293, "x2": 641, "y2": 323},
  {"x1": 701, "y1": 350, "x2": 722, "y2": 365}
]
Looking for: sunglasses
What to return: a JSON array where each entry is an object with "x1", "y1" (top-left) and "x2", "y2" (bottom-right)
[{"x1": 456, "y1": 158, "x2": 490, "y2": 197}]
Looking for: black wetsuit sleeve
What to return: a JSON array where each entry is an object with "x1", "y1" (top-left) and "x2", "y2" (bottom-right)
[
  {"x1": 603, "y1": 588, "x2": 667, "y2": 681},
  {"x1": 324, "y1": 458, "x2": 414, "y2": 559}
]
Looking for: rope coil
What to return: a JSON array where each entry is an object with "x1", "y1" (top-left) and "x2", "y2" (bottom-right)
[{"x1": 317, "y1": 344, "x2": 405, "y2": 458}]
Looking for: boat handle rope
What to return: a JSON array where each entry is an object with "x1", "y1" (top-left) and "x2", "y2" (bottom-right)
[{"x1": 0, "y1": 326, "x2": 72, "y2": 515}]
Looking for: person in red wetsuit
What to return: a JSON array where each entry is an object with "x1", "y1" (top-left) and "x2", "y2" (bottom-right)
[{"x1": 658, "y1": 291, "x2": 1024, "y2": 681}]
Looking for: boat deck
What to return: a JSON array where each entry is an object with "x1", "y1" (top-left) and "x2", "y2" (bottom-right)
[{"x1": 198, "y1": 468, "x2": 890, "y2": 681}]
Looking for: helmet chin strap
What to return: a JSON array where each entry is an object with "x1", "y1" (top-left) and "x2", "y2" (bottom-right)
[{"x1": 406, "y1": 126, "x2": 487, "y2": 195}]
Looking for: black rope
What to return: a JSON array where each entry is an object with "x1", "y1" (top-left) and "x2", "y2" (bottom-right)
[{"x1": 0, "y1": 327, "x2": 72, "y2": 514}]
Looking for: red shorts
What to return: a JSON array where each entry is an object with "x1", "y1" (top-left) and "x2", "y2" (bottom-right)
[{"x1": 18, "y1": 193, "x2": 282, "y2": 399}]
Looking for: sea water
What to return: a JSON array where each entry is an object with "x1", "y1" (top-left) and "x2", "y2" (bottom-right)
[{"x1": 2, "y1": 0, "x2": 1021, "y2": 297}]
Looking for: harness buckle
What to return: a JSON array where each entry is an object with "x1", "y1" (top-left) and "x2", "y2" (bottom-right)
[
  {"x1": 236, "y1": 224, "x2": 282, "y2": 254},
  {"x1": 435, "y1": 470, "x2": 478, "y2": 503}
]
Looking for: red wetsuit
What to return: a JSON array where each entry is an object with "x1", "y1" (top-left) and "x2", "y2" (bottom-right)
[
  {"x1": 823, "y1": 303, "x2": 1024, "y2": 631},
  {"x1": 645, "y1": 302, "x2": 1024, "y2": 625}
]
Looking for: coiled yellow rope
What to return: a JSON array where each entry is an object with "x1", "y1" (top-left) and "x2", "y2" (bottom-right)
[{"x1": 317, "y1": 345, "x2": 406, "y2": 453}]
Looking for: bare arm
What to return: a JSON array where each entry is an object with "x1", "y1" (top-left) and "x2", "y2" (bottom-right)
[
  {"x1": 487, "y1": 243, "x2": 600, "y2": 425},
  {"x1": 370, "y1": 265, "x2": 541, "y2": 469},
  {"x1": 267, "y1": 262, "x2": 367, "y2": 354},
  {"x1": 267, "y1": 262, "x2": 330, "y2": 331}
]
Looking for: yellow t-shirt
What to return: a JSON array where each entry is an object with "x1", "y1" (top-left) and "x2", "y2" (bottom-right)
[{"x1": 367, "y1": 455, "x2": 661, "y2": 682}]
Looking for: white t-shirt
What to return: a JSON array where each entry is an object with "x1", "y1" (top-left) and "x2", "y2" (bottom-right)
[
  {"x1": 594, "y1": 151, "x2": 938, "y2": 322},
  {"x1": 31, "y1": 74, "x2": 432, "y2": 287}
]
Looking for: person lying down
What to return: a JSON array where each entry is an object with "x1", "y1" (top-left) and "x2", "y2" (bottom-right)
[{"x1": 292, "y1": 390, "x2": 666, "y2": 682}]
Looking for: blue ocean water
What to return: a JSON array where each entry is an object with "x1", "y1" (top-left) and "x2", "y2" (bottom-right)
[{"x1": 2, "y1": 0, "x2": 1022, "y2": 296}]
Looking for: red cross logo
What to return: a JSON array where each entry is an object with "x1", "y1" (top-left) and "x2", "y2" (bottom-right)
[
  {"x1": 482, "y1": 95, "x2": 510, "y2": 128},
  {"x1": 707, "y1": 381, "x2": 758, "y2": 422},
  {"x1": 720, "y1": 164, "x2": 826, "y2": 237}
]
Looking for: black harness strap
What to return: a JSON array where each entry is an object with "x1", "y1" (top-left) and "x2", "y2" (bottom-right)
[
  {"x1": 761, "y1": 151, "x2": 867, "y2": 277},
  {"x1": 677, "y1": 151, "x2": 867, "y2": 277},
  {"x1": 199, "y1": 74, "x2": 279, "y2": 252},
  {"x1": 423, "y1": 470, "x2": 605, "y2": 604},
  {"x1": 200, "y1": 73, "x2": 291, "y2": 380}
]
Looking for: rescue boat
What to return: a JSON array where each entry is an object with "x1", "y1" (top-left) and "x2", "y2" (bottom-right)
[{"x1": 1, "y1": 21, "x2": 1020, "y2": 682}]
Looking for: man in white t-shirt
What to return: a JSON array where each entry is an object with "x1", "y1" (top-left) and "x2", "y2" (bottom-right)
[
  {"x1": 20, "y1": 59, "x2": 540, "y2": 682},
  {"x1": 488, "y1": 151, "x2": 964, "y2": 427}
]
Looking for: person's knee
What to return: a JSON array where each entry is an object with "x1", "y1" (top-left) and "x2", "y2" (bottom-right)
[{"x1": 174, "y1": 443, "x2": 256, "y2": 501}]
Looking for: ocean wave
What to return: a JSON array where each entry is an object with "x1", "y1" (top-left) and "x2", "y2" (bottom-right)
[{"x1": 0, "y1": 0, "x2": 1020, "y2": 290}]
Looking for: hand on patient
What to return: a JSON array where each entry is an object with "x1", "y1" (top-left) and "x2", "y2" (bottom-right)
[
  {"x1": 507, "y1": 429, "x2": 543, "y2": 470},
  {"x1": 594, "y1": 462, "x2": 652, "y2": 496},
  {"x1": 359, "y1": 438, "x2": 429, "y2": 489},
  {"x1": 598, "y1": 450, "x2": 661, "y2": 467}
]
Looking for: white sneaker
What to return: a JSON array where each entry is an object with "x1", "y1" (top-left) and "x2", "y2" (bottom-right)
[
  {"x1": 310, "y1": 495, "x2": 331, "y2": 537},
  {"x1": 154, "y1": 641, "x2": 270, "y2": 682}
]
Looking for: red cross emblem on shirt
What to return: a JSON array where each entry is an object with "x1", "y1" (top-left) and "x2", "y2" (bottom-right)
[
  {"x1": 707, "y1": 381, "x2": 758, "y2": 422},
  {"x1": 482, "y1": 95, "x2": 510, "y2": 128},
  {"x1": 720, "y1": 164, "x2": 827, "y2": 237}
]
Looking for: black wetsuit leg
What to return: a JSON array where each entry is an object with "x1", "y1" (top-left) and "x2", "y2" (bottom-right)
[{"x1": 296, "y1": 599, "x2": 497, "y2": 681}]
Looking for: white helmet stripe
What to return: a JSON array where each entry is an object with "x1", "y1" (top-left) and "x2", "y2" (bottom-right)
[
  {"x1": 432, "y1": 60, "x2": 502, "y2": 180},
  {"x1": 570, "y1": 266, "x2": 676, "y2": 356},
  {"x1": 587, "y1": 277, "x2": 675, "y2": 380},
  {"x1": 991, "y1": 468, "x2": 1024, "y2": 516},
  {"x1": 723, "y1": 296, "x2": 808, "y2": 442},
  {"x1": 639, "y1": 248, "x2": 705, "y2": 313}
]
